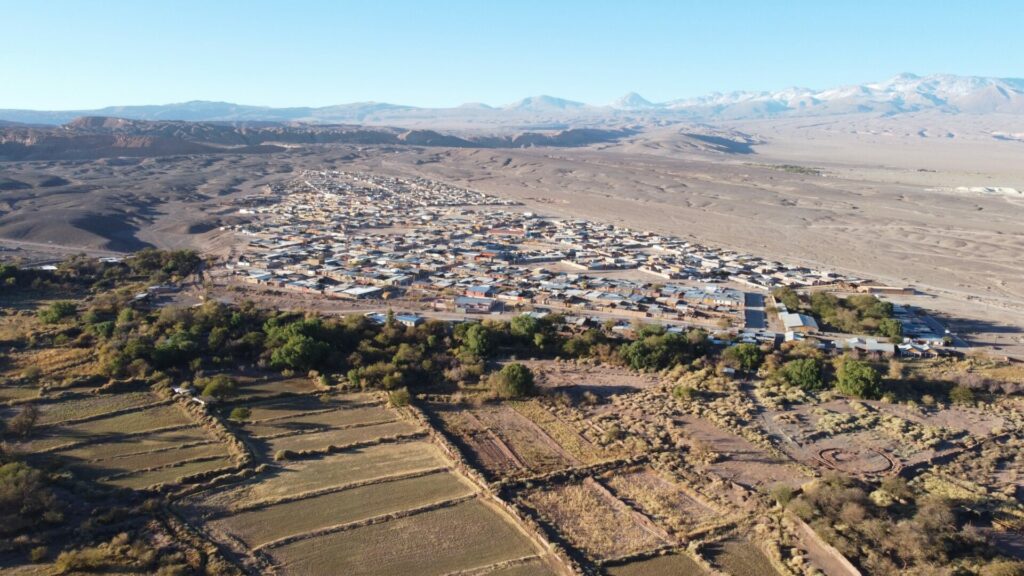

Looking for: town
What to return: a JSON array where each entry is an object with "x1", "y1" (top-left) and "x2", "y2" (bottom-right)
[{"x1": 220, "y1": 170, "x2": 951, "y2": 357}]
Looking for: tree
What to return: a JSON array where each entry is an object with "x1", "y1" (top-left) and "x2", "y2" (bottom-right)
[
  {"x1": 0, "y1": 462, "x2": 62, "y2": 536},
  {"x1": 772, "y1": 287, "x2": 801, "y2": 310},
  {"x1": 835, "y1": 358, "x2": 881, "y2": 399},
  {"x1": 36, "y1": 301, "x2": 76, "y2": 324},
  {"x1": 722, "y1": 343, "x2": 763, "y2": 373},
  {"x1": 460, "y1": 323, "x2": 492, "y2": 358},
  {"x1": 878, "y1": 318, "x2": 903, "y2": 340},
  {"x1": 510, "y1": 314, "x2": 539, "y2": 339},
  {"x1": 489, "y1": 363, "x2": 535, "y2": 399},
  {"x1": 270, "y1": 334, "x2": 330, "y2": 371},
  {"x1": 779, "y1": 358, "x2": 824, "y2": 391}
]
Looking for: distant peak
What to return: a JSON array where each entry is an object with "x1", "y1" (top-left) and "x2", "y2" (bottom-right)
[
  {"x1": 612, "y1": 92, "x2": 658, "y2": 110},
  {"x1": 505, "y1": 95, "x2": 586, "y2": 110}
]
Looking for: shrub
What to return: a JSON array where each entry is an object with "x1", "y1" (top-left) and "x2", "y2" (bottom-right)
[
  {"x1": 387, "y1": 387, "x2": 411, "y2": 407},
  {"x1": 673, "y1": 385, "x2": 699, "y2": 401},
  {"x1": 949, "y1": 384, "x2": 975, "y2": 405},
  {"x1": 835, "y1": 358, "x2": 881, "y2": 399},
  {"x1": 6, "y1": 404, "x2": 40, "y2": 437},
  {"x1": 37, "y1": 301, "x2": 77, "y2": 323},
  {"x1": 274, "y1": 449, "x2": 295, "y2": 461},
  {"x1": 489, "y1": 363, "x2": 535, "y2": 399},
  {"x1": 199, "y1": 375, "x2": 236, "y2": 399},
  {"x1": 29, "y1": 546, "x2": 47, "y2": 563},
  {"x1": 770, "y1": 484, "x2": 794, "y2": 507},
  {"x1": 228, "y1": 407, "x2": 251, "y2": 421}
]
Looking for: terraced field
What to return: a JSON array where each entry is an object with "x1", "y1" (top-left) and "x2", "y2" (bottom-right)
[
  {"x1": 267, "y1": 499, "x2": 541, "y2": 576},
  {"x1": 176, "y1": 391, "x2": 558, "y2": 575}
]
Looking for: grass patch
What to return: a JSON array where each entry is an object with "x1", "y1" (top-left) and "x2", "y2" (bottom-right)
[
  {"x1": 261, "y1": 420, "x2": 419, "y2": 454},
  {"x1": 104, "y1": 456, "x2": 234, "y2": 489},
  {"x1": 606, "y1": 552, "x2": 708, "y2": 576}
]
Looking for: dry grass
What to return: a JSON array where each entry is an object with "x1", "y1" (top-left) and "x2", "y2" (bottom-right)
[
  {"x1": 705, "y1": 539, "x2": 780, "y2": 576},
  {"x1": 55, "y1": 427, "x2": 213, "y2": 460},
  {"x1": 244, "y1": 404, "x2": 396, "y2": 438},
  {"x1": 268, "y1": 499, "x2": 537, "y2": 576},
  {"x1": 35, "y1": 392, "x2": 159, "y2": 425},
  {"x1": 261, "y1": 420, "x2": 419, "y2": 454},
  {"x1": 604, "y1": 468, "x2": 716, "y2": 533},
  {"x1": 181, "y1": 441, "x2": 449, "y2": 513},
  {"x1": 209, "y1": 470, "x2": 474, "y2": 547},
  {"x1": 606, "y1": 553, "x2": 708, "y2": 576},
  {"x1": 233, "y1": 377, "x2": 322, "y2": 400},
  {"x1": 77, "y1": 443, "x2": 229, "y2": 478},
  {"x1": 104, "y1": 456, "x2": 234, "y2": 489},
  {"x1": 523, "y1": 480, "x2": 664, "y2": 560},
  {"x1": 511, "y1": 400, "x2": 609, "y2": 464}
]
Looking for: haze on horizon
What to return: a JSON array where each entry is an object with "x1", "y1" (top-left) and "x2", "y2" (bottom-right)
[{"x1": 2, "y1": 0, "x2": 1023, "y2": 110}]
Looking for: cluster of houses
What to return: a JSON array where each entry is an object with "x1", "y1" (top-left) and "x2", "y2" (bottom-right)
[{"x1": 221, "y1": 170, "x2": 954, "y2": 357}]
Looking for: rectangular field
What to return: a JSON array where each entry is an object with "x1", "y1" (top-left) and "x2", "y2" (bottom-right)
[
  {"x1": 233, "y1": 377, "x2": 322, "y2": 400},
  {"x1": 208, "y1": 470, "x2": 474, "y2": 548},
  {"x1": 104, "y1": 456, "x2": 235, "y2": 489},
  {"x1": 81, "y1": 442, "x2": 229, "y2": 477},
  {"x1": 34, "y1": 391, "x2": 158, "y2": 425},
  {"x1": 180, "y1": 441, "x2": 450, "y2": 514},
  {"x1": 259, "y1": 420, "x2": 419, "y2": 454},
  {"x1": 521, "y1": 479, "x2": 667, "y2": 560},
  {"x1": 239, "y1": 393, "x2": 378, "y2": 422},
  {"x1": 28, "y1": 403, "x2": 193, "y2": 452},
  {"x1": 603, "y1": 468, "x2": 718, "y2": 533},
  {"x1": 704, "y1": 539, "x2": 781, "y2": 576},
  {"x1": 606, "y1": 552, "x2": 708, "y2": 576},
  {"x1": 244, "y1": 404, "x2": 397, "y2": 438},
  {"x1": 268, "y1": 499, "x2": 539, "y2": 576},
  {"x1": 431, "y1": 403, "x2": 574, "y2": 479},
  {"x1": 55, "y1": 427, "x2": 213, "y2": 460}
]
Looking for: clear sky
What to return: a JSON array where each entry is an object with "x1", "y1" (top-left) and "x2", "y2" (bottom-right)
[{"x1": 2, "y1": 0, "x2": 1022, "y2": 109}]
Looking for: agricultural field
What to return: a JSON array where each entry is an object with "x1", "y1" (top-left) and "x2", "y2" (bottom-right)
[
  {"x1": 602, "y1": 466, "x2": 722, "y2": 535},
  {"x1": 520, "y1": 477, "x2": 671, "y2": 561},
  {"x1": 427, "y1": 397, "x2": 628, "y2": 481},
  {"x1": 266, "y1": 499, "x2": 546, "y2": 576},
  {"x1": 605, "y1": 551, "x2": 709, "y2": 576},
  {"x1": 12, "y1": 393, "x2": 238, "y2": 490},
  {"x1": 178, "y1": 391, "x2": 560, "y2": 575},
  {"x1": 703, "y1": 538, "x2": 783, "y2": 576}
]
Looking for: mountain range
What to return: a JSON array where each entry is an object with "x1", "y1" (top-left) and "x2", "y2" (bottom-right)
[{"x1": 3, "y1": 73, "x2": 1024, "y2": 126}]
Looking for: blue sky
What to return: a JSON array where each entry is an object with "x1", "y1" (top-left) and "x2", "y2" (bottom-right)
[{"x1": 1, "y1": 0, "x2": 1022, "y2": 109}]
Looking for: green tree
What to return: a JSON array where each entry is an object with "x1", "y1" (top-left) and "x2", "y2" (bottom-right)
[
  {"x1": 878, "y1": 318, "x2": 903, "y2": 340},
  {"x1": 779, "y1": 358, "x2": 824, "y2": 391},
  {"x1": 722, "y1": 343, "x2": 763, "y2": 372},
  {"x1": 489, "y1": 363, "x2": 535, "y2": 399},
  {"x1": 835, "y1": 358, "x2": 881, "y2": 399},
  {"x1": 772, "y1": 287, "x2": 801, "y2": 310},
  {"x1": 270, "y1": 334, "x2": 330, "y2": 371},
  {"x1": 460, "y1": 323, "x2": 492, "y2": 358},
  {"x1": 948, "y1": 385, "x2": 975, "y2": 405},
  {"x1": 510, "y1": 314, "x2": 539, "y2": 339},
  {"x1": 229, "y1": 407, "x2": 251, "y2": 421}
]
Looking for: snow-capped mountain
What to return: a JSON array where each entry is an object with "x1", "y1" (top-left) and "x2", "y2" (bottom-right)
[
  {"x1": 662, "y1": 73, "x2": 1024, "y2": 117},
  {"x1": 3, "y1": 74, "x2": 1024, "y2": 125}
]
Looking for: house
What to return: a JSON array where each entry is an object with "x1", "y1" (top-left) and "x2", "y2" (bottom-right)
[
  {"x1": 780, "y1": 312, "x2": 819, "y2": 333},
  {"x1": 395, "y1": 313, "x2": 424, "y2": 327},
  {"x1": 454, "y1": 296, "x2": 499, "y2": 314},
  {"x1": 465, "y1": 285, "x2": 496, "y2": 298},
  {"x1": 341, "y1": 286, "x2": 383, "y2": 300}
]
